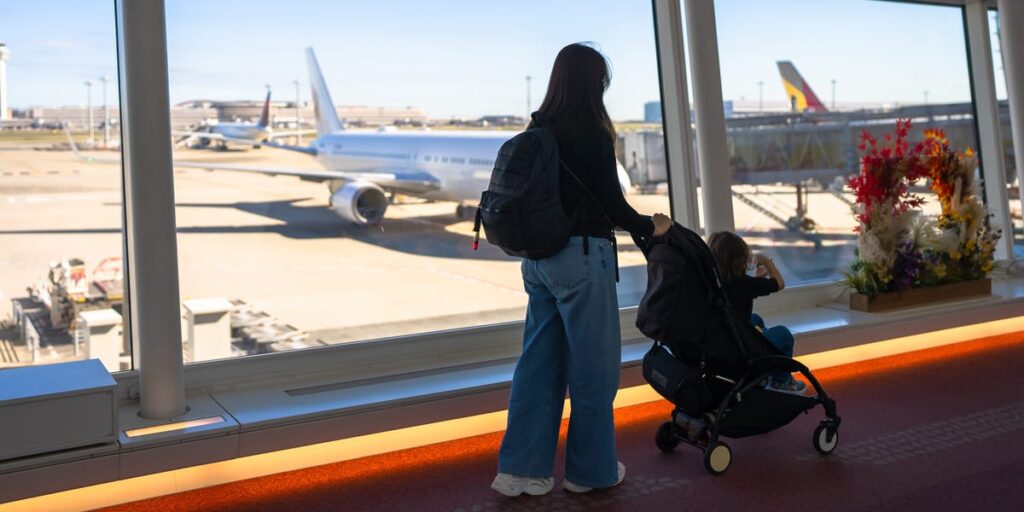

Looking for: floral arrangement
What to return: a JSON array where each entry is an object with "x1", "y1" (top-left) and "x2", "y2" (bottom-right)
[
  {"x1": 842, "y1": 120, "x2": 1000, "y2": 296},
  {"x1": 843, "y1": 120, "x2": 930, "y2": 295},
  {"x1": 919, "y1": 129, "x2": 1000, "y2": 284}
]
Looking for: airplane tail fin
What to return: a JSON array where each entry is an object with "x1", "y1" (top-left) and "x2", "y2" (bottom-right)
[
  {"x1": 305, "y1": 48, "x2": 344, "y2": 135},
  {"x1": 258, "y1": 89, "x2": 271, "y2": 127},
  {"x1": 777, "y1": 61, "x2": 827, "y2": 113}
]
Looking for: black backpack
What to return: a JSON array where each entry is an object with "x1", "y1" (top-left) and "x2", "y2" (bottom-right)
[{"x1": 472, "y1": 117, "x2": 577, "y2": 260}]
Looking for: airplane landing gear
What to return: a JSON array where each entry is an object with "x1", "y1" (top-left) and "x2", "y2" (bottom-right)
[{"x1": 785, "y1": 216, "x2": 817, "y2": 232}]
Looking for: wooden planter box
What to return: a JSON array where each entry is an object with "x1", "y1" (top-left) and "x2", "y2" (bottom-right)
[{"x1": 849, "y1": 278, "x2": 992, "y2": 313}]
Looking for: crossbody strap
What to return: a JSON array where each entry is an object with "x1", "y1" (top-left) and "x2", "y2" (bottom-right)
[{"x1": 559, "y1": 159, "x2": 620, "y2": 282}]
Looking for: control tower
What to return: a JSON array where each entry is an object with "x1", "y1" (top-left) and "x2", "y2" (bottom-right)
[{"x1": 0, "y1": 42, "x2": 9, "y2": 120}]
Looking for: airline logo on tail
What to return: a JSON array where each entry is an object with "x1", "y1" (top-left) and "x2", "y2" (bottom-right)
[{"x1": 777, "y1": 61, "x2": 827, "y2": 113}]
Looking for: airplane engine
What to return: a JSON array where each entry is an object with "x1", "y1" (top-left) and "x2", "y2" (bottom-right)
[{"x1": 330, "y1": 181, "x2": 389, "y2": 225}]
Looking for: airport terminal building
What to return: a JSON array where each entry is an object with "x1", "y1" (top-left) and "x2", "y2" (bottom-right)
[{"x1": 1, "y1": 1, "x2": 1023, "y2": 510}]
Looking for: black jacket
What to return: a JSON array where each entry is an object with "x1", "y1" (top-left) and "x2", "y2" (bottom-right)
[{"x1": 547, "y1": 121, "x2": 655, "y2": 239}]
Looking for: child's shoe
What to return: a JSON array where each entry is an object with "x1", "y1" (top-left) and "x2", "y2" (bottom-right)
[{"x1": 765, "y1": 375, "x2": 807, "y2": 395}]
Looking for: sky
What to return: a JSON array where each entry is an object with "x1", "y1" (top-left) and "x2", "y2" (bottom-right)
[{"x1": 0, "y1": 0, "x2": 1010, "y2": 120}]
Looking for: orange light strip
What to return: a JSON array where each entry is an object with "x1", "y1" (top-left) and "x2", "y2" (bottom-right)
[
  {"x1": 123, "y1": 416, "x2": 226, "y2": 438},
  {"x1": 5, "y1": 319, "x2": 1023, "y2": 512}
]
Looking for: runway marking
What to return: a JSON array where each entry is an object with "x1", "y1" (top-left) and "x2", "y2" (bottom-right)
[
  {"x1": 796, "y1": 400, "x2": 1024, "y2": 465},
  {"x1": 3, "y1": 193, "x2": 111, "y2": 205}
]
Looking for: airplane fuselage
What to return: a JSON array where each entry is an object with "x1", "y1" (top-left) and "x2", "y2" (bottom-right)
[
  {"x1": 204, "y1": 123, "x2": 271, "y2": 143},
  {"x1": 312, "y1": 130, "x2": 512, "y2": 202}
]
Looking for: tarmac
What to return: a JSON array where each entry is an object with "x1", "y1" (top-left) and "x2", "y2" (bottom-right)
[{"x1": 0, "y1": 135, "x2": 971, "y2": 367}]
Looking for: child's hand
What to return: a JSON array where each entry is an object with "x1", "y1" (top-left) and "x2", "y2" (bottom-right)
[
  {"x1": 753, "y1": 253, "x2": 771, "y2": 266},
  {"x1": 755, "y1": 265, "x2": 769, "y2": 278}
]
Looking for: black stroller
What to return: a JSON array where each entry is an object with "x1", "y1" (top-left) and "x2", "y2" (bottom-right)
[{"x1": 632, "y1": 224, "x2": 840, "y2": 475}]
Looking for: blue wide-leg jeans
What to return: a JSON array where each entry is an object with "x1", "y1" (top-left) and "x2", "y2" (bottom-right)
[
  {"x1": 497, "y1": 236, "x2": 621, "y2": 488},
  {"x1": 751, "y1": 313, "x2": 795, "y2": 382}
]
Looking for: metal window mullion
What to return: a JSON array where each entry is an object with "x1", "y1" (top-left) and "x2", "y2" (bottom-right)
[
  {"x1": 998, "y1": 0, "x2": 1024, "y2": 263},
  {"x1": 683, "y1": 0, "x2": 735, "y2": 234},
  {"x1": 653, "y1": 0, "x2": 700, "y2": 231},
  {"x1": 964, "y1": 1, "x2": 1013, "y2": 261},
  {"x1": 116, "y1": 0, "x2": 186, "y2": 419}
]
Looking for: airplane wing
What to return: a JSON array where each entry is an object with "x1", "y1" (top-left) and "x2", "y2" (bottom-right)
[
  {"x1": 64, "y1": 127, "x2": 440, "y2": 193},
  {"x1": 266, "y1": 129, "x2": 318, "y2": 139},
  {"x1": 262, "y1": 139, "x2": 317, "y2": 155},
  {"x1": 165, "y1": 160, "x2": 441, "y2": 193}
]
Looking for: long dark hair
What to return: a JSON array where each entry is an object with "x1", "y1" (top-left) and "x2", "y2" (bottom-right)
[
  {"x1": 708, "y1": 231, "x2": 751, "y2": 283},
  {"x1": 532, "y1": 42, "x2": 616, "y2": 143}
]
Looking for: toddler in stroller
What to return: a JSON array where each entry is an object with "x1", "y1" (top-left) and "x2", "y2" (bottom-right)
[{"x1": 632, "y1": 224, "x2": 840, "y2": 475}]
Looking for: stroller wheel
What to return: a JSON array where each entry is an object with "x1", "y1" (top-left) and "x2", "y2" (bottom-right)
[
  {"x1": 655, "y1": 421, "x2": 679, "y2": 452},
  {"x1": 703, "y1": 441, "x2": 731, "y2": 475},
  {"x1": 813, "y1": 421, "x2": 839, "y2": 455}
]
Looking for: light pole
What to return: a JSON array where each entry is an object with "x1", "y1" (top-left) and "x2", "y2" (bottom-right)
[
  {"x1": 923, "y1": 90, "x2": 929, "y2": 106},
  {"x1": 0, "y1": 42, "x2": 10, "y2": 121},
  {"x1": 757, "y1": 80, "x2": 764, "y2": 112},
  {"x1": 293, "y1": 79, "x2": 301, "y2": 145},
  {"x1": 525, "y1": 75, "x2": 532, "y2": 118},
  {"x1": 831, "y1": 79, "x2": 837, "y2": 110},
  {"x1": 84, "y1": 80, "x2": 94, "y2": 145},
  {"x1": 99, "y1": 75, "x2": 110, "y2": 148}
]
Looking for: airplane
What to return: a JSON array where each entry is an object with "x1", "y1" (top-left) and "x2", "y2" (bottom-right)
[
  {"x1": 69, "y1": 48, "x2": 631, "y2": 226},
  {"x1": 777, "y1": 60, "x2": 828, "y2": 113},
  {"x1": 173, "y1": 90, "x2": 311, "y2": 150}
]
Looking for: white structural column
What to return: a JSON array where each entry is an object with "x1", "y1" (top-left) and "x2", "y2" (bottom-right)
[
  {"x1": 683, "y1": 0, "x2": 735, "y2": 234},
  {"x1": 653, "y1": 0, "x2": 701, "y2": 230},
  {"x1": 116, "y1": 0, "x2": 186, "y2": 419},
  {"x1": 998, "y1": 0, "x2": 1024, "y2": 260},
  {"x1": 965, "y1": 2, "x2": 1013, "y2": 261}
]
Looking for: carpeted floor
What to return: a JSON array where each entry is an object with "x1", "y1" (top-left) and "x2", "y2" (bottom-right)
[{"x1": 104, "y1": 332, "x2": 1024, "y2": 512}]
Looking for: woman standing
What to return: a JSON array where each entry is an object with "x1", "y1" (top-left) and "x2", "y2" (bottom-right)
[{"x1": 491, "y1": 42, "x2": 673, "y2": 497}]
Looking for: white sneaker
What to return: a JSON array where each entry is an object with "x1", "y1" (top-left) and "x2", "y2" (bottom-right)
[
  {"x1": 490, "y1": 473, "x2": 555, "y2": 497},
  {"x1": 563, "y1": 461, "x2": 626, "y2": 493}
]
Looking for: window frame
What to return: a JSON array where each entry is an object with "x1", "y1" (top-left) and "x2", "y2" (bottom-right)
[{"x1": 109, "y1": 0, "x2": 1015, "y2": 413}]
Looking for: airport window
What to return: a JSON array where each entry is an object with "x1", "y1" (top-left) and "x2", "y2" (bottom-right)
[
  {"x1": 991, "y1": 9, "x2": 1022, "y2": 255},
  {"x1": 0, "y1": 1, "x2": 128, "y2": 372},
  {"x1": 709, "y1": 0, "x2": 979, "y2": 286},
  {"x1": 160, "y1": 0, "x2": 669, "y2": 362}
]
